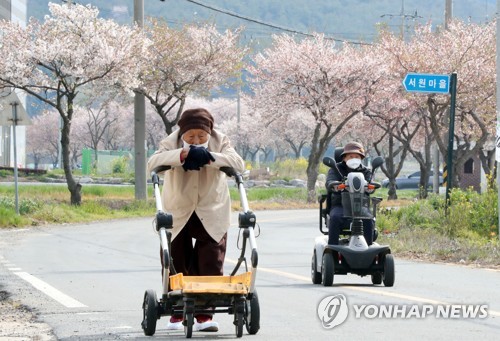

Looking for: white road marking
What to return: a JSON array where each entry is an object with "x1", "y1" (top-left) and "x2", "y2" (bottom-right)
[
  {"x1": 13, "y1": 272, "x2": 87, "y2": 308},
  {"x1": 226, "y1": 258, "x2": 500, "y2": 318},
  {"x1": 7, "y1": 267, "x2": 22, "y2": 271}
]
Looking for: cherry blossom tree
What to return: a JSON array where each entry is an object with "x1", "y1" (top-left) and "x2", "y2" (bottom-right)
[
  {"x1": 74, "y1": 102, "x2": 119, "y2": 164},
  {"x1": 364, "y1": 76, "x2": 418, "y2": 199},
  {"x1": 267, "y1": 109, "x2": 313, "y2": 159},
  {"x1": 137, "y1": 19, "x2": 247, "y2": 135},
  {"x1": 218, "y1": 106, "x2": 270, "y2": 162},
  {"x1": 250, "y1": 33, "x2": 384, "y2": 201},
  {"x1": 26, "y1": 109, "x2": 60, "y2": 169},
  {"x1": 0, "y1": 3, "x2": 148, "y2": 204},
  {"x1": 377, "y1": 19, "x2": 496, "y2": 188},
  {"x1": 69, "y1": 113, "x2": 88, "y2": 168}
]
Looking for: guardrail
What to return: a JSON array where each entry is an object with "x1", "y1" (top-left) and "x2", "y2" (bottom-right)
[{"x1": 0, "y1": 166, "x2": 47, "y2": 175}]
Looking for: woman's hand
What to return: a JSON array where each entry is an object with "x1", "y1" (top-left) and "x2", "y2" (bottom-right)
[{"x1": 182, "y1": 146, "x2": 215, "y2": 171}]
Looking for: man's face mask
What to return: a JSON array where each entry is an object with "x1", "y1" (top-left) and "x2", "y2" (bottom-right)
[{"x1": 346, "y1": 158, "x2": 362, "y2": 169}]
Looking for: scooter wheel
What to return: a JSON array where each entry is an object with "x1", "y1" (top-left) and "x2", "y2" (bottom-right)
[
  {"x1": 311, "y1": 251, "x2": 322, "y2": 284},
  {"x1": 322, "y1": 253, "x2": 334, "y2": 287},
  {"x1": 383, "y1": 254, "x2": 395, "y2": 287},
  {"x1": 371, "y1": 272, "x2": 382, "y2": 285}
]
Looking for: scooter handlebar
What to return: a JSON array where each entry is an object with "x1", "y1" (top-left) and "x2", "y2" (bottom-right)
[{"x1": 330, "y1": 180, "x2": 381, "y2": 192}]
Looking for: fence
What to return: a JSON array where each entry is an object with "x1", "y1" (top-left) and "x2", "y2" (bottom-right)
[{"x1": 81, "y1": 149, "x2": 155, "y2": 175}]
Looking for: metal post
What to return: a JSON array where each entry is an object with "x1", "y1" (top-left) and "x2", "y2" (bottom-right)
[
  {"x1": 10, "y1": 102, "x2": 19, "y2": 215},
  {"x1": 134, "y1": 0, "x2": 147, "y2": 200},
  {"x1": 445, "y1": 73, "x2": 457, "y2": 206},
  {"x1": 437, "y1": 0, "x2": 453, "y2": 194},
  {"x1": 432, "y1": 143, "x2": 439, "y2": 193}
]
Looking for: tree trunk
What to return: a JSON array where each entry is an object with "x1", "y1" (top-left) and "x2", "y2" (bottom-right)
[
  {"x1": 387, "y1": 181, "x2": 397, "y2": 200},
  {"x1": 373, "y1": 132, "x2": 407, "y2": 201},
  {"x1": 306, "y1": 158, "x2": 320, "y2": 203},
  {"x1": 305, "y1": 125, "x2": 331, "y2": 203},
  {"x1": 60, "y1": 103, "x2": 82, "y2": 205}
]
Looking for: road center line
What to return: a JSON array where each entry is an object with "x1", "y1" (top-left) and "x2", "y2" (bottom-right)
[
  {"x1": 226, "y1": 258, "x2": 500, "y2": 317},
  {"x1": 13, "y1": 272, "x2": 87, "y2": 308}
]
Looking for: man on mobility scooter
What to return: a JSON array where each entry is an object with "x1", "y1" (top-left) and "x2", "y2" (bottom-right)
[
  {"x1": 147, "y1": 108, "x2": 245, "y2": 332},
  {"x1": 326, "y1": 142, "x2": 375, "y2": 246},
  {"x1": 311, "y1": 141, "x2": 395, "y2": 287}
]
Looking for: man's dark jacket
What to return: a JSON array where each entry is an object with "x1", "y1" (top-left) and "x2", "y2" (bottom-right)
[{"x1": 325, "y1": 161, "x2": 372, "y2": 206}]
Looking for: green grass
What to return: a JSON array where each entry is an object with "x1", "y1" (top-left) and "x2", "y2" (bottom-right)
[{"x1": 230, "y1": 187, "x2": 308, "y2": 201}]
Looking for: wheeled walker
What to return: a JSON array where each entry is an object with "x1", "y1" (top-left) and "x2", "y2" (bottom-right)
[
  {"x1": 141, "y1": 166, "x2": 260, "y2": 338},
  {"x1": 311, "y1": 150, "x2": 395, "y2": 287}
]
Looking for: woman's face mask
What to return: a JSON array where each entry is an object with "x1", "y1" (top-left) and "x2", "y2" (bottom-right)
[
  {"x1": 182, "y1": 136, "x2": 210, "y2": 150},
  {"x1": 346, "y1": 158, "x2": 362, "y2": 169},
  {"x1": 182, "y1": 129, "x2": 210, "y2": 150}
]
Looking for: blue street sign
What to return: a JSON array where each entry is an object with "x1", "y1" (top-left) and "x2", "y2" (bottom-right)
[{"x1": 403, "y1": 73, "x2": 450, "y2": 94}]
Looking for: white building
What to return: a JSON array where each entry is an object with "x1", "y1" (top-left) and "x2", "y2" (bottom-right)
[{"x1": 0, "y1": 0, "x2": 28, "y2": 168}]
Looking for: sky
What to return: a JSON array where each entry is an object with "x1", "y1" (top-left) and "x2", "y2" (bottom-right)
[{"x1": 29, "y1": 0, "x2": 498, "y2": 45}]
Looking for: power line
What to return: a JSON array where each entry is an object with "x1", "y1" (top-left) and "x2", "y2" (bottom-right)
[{"x1": 161, "y1": 0, "x2": 370, "y2": 45}]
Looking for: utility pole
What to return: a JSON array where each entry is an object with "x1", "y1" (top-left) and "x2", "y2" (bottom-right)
[
  {"x1": 445, "y1": 0, "x2": 452, "y2": 29},
  {"x1": 496, "y1": 0, "x2": 500, "y2": 240},
  {"x1": 134, "y1": 0, "x2": 147, "y2": 200},
  {"x1": 380, "y1": 0, "x2": 421, "y2": 41},
  {"x1": 10, "y1": 102, "x2": 20, "y2": 215}
]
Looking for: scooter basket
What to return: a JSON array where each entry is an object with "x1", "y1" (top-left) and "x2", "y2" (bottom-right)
[{"x1": 341, "y1": 192, "x2": 372, "y2": 218}]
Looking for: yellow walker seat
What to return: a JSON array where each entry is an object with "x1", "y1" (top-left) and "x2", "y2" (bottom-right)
[
  {"x1": 169, "y1": 272, "x2": 252, "y2": 295},
  {"x1": 141, "y1": 166, "x2": 260, "y2": 339}
]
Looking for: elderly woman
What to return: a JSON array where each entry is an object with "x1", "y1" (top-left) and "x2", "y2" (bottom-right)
[{"x1": 147, "y1": 108, "x2": 245, "y2": 332}]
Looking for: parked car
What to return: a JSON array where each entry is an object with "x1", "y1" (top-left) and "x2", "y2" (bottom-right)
[{"x1": 382, "y1": 171, "x2": 443, "y2": 190}]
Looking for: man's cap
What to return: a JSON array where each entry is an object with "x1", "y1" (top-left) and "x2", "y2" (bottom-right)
[{"x1": 341, "y1": 142, "x2": 365, "y2": 159}]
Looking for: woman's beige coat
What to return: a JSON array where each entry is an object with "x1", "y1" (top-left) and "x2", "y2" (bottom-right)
[{"x1": 147, "y1": 129, "x2": 245, "y2": 242}]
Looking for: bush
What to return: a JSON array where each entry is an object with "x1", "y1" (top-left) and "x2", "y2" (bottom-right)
[
  {"x1": 378, "y1": 188, "x2": 498, "y2": 240},
  {"x1": 0, "y1": 196, "x2": 43, "y2": 215},
  {"x1": 0, "y1": 170, "x2": 11, "y2": 178},
  {"x1": 447, "y1": 188, "x2": 498, "y2": 239},
  {"x1": 111, "y1": 156, "x2": 129, "y2": 174},
  {"x1": 0, "y1": 206, "x2": 29, "y2": 226},
  {"x1": 269, "y1": 157, "x2": 328, "y2": 180}
]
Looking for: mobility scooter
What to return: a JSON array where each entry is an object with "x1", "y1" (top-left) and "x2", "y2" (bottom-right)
[{"x1": 311, "y1": 149, "x2": 395, "y2": 287}]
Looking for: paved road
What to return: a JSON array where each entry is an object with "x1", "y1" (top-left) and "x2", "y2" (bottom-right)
[{"x1": 0, "y1": 210, "x2": 499, "y2": 340}]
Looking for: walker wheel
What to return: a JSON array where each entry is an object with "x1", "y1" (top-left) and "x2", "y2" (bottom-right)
[
  {"x1": 245, "y1": 291, "x2": 260, "y2": 335},
  {"x1": 183, "y1": 299, "x2": 195, "y2": 338},
  {"x1": 141, "y1": 290, "x2": 158, "y2": 336},
  {"x1": 235, "y1": 298, "x2": 245, "y2": 337}
]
